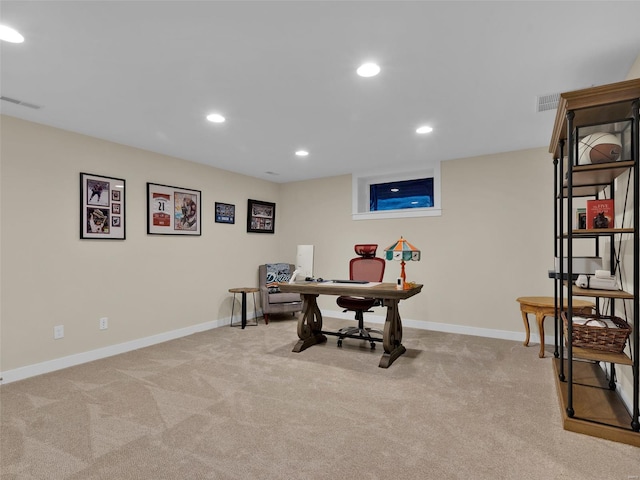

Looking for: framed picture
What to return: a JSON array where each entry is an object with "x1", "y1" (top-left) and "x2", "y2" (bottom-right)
[
  {"x1": 147, "y1": 182, "x2": 201, "y2": 235},
  {"x1": 247, "y1": 199, "x2": 275, "y2": 234},
  {"x1": 215, "y1": 202, "x2": 235, "y2": 224},
  {"x1": 80, "y1": 172, "x2": 126, "y2": 240},
  {"x1": 576, "y1": 207, "x2": 587, "y2": 230}
]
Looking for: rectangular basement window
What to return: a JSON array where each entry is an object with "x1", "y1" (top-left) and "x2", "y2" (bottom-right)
[{"x1": 352, "y1": 164, "x2": 442, "y2": 220}]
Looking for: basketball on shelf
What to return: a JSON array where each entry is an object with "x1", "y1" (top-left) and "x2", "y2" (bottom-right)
[{"x1": 577, "y1": 132, "x2": 622, "y2": 164}]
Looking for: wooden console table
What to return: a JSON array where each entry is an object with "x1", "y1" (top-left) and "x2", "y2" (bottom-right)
[
  {"x1": 278, "y1": 282, "x2": 422, "y2": 368},
  {"x1": 516, "y1": 296, "x2": 595, "y2": 358}
]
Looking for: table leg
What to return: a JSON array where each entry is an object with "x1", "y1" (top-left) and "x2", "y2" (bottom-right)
[
  {"x1": 536, "y1": 312, "x2": 546, "y2": 358},
  {"x1": 380, "y1": 299, "x2": 406, "y2": 368},
  {"x1": 292, "y1": 294, "x2": 327, "y2": 353},
  {"x1": 230, "y1": 293, "x2": 237, "y2": 327},
  {"x1": 241, "y1": 291, "x2": 247, "y2": 329},
  {"x1": 520, "y1": 308, "x2": 531, "y2": 347}
]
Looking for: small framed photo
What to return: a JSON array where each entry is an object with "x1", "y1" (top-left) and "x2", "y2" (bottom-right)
[
  {"x1": 215, "y1": 202, "x2": 235, "y2": 224},
  {"x1": 80, "y1": 172, "x2": 126, "y2": 240},
  {"x1": 147, "y1": 182, "x2": 202, "y2": 235},
  {"x1": 576, "y1": 207, "x2": 587, "y2": 230},
  {"x1": 247, "y1": 199, "x2": 275, "y2": 234}
]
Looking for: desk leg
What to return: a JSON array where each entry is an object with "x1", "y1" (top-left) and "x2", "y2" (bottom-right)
[
  {"x1": 292, "y1": 294, "x2": 327, "y2": 353},
  {"x1": 380, "y1": 299, "x2": 406, "y2": 368}
]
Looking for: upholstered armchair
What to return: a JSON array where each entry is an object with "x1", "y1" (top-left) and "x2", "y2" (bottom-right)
[{"x1": 258, "y1": 263, "x2": 303, "y2": 324}]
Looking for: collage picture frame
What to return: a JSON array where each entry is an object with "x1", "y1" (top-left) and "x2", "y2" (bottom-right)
[{"x1": 80, "y1": 172, "x2": 126, "y2": 240}]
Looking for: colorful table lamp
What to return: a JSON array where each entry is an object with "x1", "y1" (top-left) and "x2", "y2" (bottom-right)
[{"x1": 384, "y1": 236, "x2": 420, "y2": 288}]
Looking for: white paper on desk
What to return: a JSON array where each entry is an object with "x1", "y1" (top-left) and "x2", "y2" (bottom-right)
[{"x1": 316, "y1": 282, "x2": 382, "y2": 287}]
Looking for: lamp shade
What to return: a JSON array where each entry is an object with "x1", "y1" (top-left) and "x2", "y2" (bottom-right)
[{"x1": 384, "y1": 236, "x2": 421, "y2": 262}]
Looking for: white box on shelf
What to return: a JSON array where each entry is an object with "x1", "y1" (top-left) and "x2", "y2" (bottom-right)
[{"x1": 554, "y1": 256, "x2": 603, "y2": 275}]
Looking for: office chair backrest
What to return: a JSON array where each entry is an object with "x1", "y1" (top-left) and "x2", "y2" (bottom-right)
[
  {"x1": 350, "y1": 257, "x2": 385, "y2": 282},
  {"x1": 350, "y1": 244, "x2": 385, "y2": 282}
]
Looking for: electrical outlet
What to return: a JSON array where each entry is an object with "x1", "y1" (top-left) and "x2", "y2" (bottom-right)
[
  {"x1": 54, "y1": 325, "x2": 64, "y2": 339},
  {"x1": 99, "y1": 317, "x2": 108, "y2": 330}
]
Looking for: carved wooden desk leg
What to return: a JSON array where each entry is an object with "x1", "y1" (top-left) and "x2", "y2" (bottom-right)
[
  {"x1": 380, "y1": 299, "x2": 406, "y2": 368},
  {"x1": 292, "y1": 294, "x2": 327, "y2": 353}
]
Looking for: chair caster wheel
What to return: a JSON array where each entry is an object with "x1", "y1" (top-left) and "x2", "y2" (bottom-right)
[
  {"x1": 370, "y1": 342, "x2": 376, "y2": 350},
  {"x1": 337, "y1": 339, "x2": 343, "y2": 347}
]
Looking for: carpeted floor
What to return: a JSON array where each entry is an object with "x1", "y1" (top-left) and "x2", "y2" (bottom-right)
[{"x1": 1, "y1": 317, "x2": 638, "y2": 479}]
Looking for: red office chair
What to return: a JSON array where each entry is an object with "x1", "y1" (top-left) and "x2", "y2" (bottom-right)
[{"x1": 336, "y1": 244, "x2": 386, "y2": 349}]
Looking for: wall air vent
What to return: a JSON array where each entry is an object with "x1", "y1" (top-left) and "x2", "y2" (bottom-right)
[
  {"x1": 536, "y1": 92, "x2": 560, "y2": 113},
  {"x1": 0, "y1": 95, "x2": 41, "y2": 109}
]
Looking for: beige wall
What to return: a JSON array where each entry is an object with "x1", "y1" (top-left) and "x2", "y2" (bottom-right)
[
  {"x1": 1, "y1": 114, "x2": 555, "y2": 377},
  {"x1": 0, "y1": 115, "x2": 281, "y2": 372},
  {"x1": 278, "y1": 148, "x2": 554, "y2": 328}
]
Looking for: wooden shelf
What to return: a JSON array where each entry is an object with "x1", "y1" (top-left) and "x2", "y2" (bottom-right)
[
  {"x1": 549, "y1": 79, "x2": 640, "y2": 158},
  {"x1": 553, "y1": 358, "x2": 640, "y2": 447},
  {"x1": 565, "y1": 282, "x2": 634, "y2": 300},
  {"x1": 571, "y1": 346, "x2": 633, "y2": 366},
  {"x1": 563, "y1": 228, "x2": 635, "y2": 237},
  {"x1": 560, "y1": 160, "x2": 634, "y2": 197}
]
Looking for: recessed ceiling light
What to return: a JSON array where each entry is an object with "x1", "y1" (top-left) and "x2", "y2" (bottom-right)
[
  {"x1": 295, "y1": 150, "x2": 309, "y2": 157},
  {"x1": 206, "y1": 113, "x2": 225, "y2": 123},
  {"x1": 357, "y1": 62, "x2": 380, "y2": 77},
  {"x1": 416, "y1": 125, "x2": 433, "y2": 134},
  {"x1": 0, "y1": 25, "x2": 24, "y2": 43}
]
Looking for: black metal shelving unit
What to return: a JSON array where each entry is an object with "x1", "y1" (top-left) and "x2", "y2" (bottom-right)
[{"x1": 550, "y1": 79, "x2": 640, "y2": 446}]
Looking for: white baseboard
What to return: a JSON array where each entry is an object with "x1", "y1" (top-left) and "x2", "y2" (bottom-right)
[
  {"x1": 0, "y1": 317, "x2": 232, "y2": 385},
  {"x1": 0, "y1": 309, "x2": 550, "y2": 385}
]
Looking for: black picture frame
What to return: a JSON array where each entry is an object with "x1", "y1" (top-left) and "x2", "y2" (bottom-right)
[
  {"x1": 215, "y1": 202, "x2": 235, "y2": 224},
  {"x1": 147, "y1": 182, "x2": 202, "y2": 235},
  {"x1": 80, "y1": 172, "x2": 126, "y2": 240},
  {"x1": 247, "y1": 199, "x2": 275, "y2": 234}
]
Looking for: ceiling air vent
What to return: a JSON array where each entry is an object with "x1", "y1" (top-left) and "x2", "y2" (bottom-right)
[
  {"x1": 0, "y1": 95, "x2": 41, "y2": 109},
  {"x1": 536, "y1": 93, "x2": 560, "y2": 113}
]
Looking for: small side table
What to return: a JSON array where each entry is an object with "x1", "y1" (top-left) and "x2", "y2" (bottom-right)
[
  {"x1": 229, "y1": 287, "x2": 259, "y2": 329},
  {"x1": 516, "y1": 296, "x2": 595, "y2": 358}
]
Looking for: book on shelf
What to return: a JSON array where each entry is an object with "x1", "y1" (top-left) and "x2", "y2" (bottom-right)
[
  {"x1": 586, "y1": 199, "x2": 614, "y2": 229},
  {"x1": 576, "y1": 207, "x2": 587, "y2": 229}
]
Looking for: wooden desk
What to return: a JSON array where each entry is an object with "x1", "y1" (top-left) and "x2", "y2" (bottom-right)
[
  {"x1": 278, "y1": 282, "x2": 423, "y2": 368},
  {"x1": 516, "y1": 296, "x2": 595, "y2": 358}
]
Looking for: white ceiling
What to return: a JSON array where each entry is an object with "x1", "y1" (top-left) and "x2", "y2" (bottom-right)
[{"x1": 2, "y1": 1, "x2": 640, "y2": 183}]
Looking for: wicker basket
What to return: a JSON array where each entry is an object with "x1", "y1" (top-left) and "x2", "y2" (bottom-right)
[{"x1": 561, "y1": 312, "x2": 632, "y2": 353}]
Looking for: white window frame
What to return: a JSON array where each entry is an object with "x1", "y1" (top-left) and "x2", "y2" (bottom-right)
[{"x1": 352, "y1": 163, "x2": 442, "y2": 220}]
